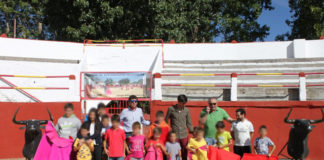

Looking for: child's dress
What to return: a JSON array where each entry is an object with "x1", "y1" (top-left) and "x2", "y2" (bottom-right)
[
  {"x1": 187, "y1": 138, "x2": 208, "y2": 160},
  {"x1": 126, "y1": 135, "x2": 145, "y2": 160},
  {"x1": 144, "y1": 139, "x2": 164, "y2": 160},
  {"x1": 73, "y1": 138, "x2": 94, "y2": 160}
]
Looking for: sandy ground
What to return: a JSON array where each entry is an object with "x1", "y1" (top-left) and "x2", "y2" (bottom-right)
[{"x1": 90, "y1": 86, "x2": 145, "y2": 97}]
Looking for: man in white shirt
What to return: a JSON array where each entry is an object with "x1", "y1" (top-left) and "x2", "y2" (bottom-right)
[
  {"x1": 231, "y1": 108, "x2": 254, "y2": 158},
  {"x1": 120, "y1": 95, "x2": 150, "y2": 139}
]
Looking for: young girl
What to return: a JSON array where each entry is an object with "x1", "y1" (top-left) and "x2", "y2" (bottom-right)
[
  {"x1": 74, "y1": 123, "x2": 94, "y2": 160},
  {"x1": 126, "y1": 122, "x2": 146, "y2": 160},
  {"x1": 81, "y1": 108, "x2": 103, "y2": 160},
  {"x1": 145, "y1": 128, "x2": 168, "y2": 160},
  {"x1": 187, "y1": 127, "x2": 208, "y2": 160}
]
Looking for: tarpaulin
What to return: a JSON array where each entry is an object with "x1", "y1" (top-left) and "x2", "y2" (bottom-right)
[{"x1": 242, "y1": 153, "x2": 279, "y2": 160}]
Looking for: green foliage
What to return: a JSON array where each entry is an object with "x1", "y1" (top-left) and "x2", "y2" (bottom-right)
[
  {"x1": 0, "y1": 0, "x2": 48, "y2": 39},
  {"x1": 1, "y1": 0, "x2": 273, "y2": 42},
  {"x1": 276, "y1": 0, "x2": 324, "y2": 40},
  {"x1": 118, "y1": 78, "x2": 130, "y2": 84}
]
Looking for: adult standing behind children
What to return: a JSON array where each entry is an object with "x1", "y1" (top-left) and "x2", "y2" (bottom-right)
[
  {"x1": 199, "y1": 98, "x2": 234, "y2": 146},
  {"x1": 56, "y1": 103, "x2": 82, "y2": 140},
  {"x1": 120, "y1": 95, "x2": 151, "y2": 139},
  {"x1": 231, "y1": 108, "x2": 254, "y2": 158},
  {"x1": 80, "y1": 108, "x2": 103, "y2": 160},
  {"x1": 165, "y1": 94, "x2": 194, "y2": 160}
]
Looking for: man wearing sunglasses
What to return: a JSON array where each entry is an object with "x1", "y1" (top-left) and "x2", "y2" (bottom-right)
[
  {"x1": 199, "y1": 97, "x2": 234, "y2": 146},
  {"x1": 120, "y1": 95, "x2": 150, "y2": 139}
]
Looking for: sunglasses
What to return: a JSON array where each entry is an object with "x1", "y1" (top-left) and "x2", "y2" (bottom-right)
[
  {"x1": 209, "y1": 103, "x2": 217, "y2": 105},
  {"x1": 130, "y1": 100, "x2": 138, "y2": 103}
]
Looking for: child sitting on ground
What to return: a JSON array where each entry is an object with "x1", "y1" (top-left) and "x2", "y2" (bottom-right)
[
  {"x1": 147, "y1": 110, "x2": 170, "y2": 144},
  {"x1": 104, "y1": 114, "x2": 127, "y2": 160},
  {"x1": 215, "y1": 121, "x2": 232, "y2": 152},
  {"x1": 254, "y1": 125, "x2": 276, "y2": 156},
  {"x1": 165, "y1": 131, "x2": 181, "y2": 160},
  {"x1": 145, "y1": 128, "x2": 168, "y2": 160},
  {"x1": 187, "y1": 127, "x2": 208, "y2": 160},
  {"x1": 126, "y1": 122, "x2": 146, "y2": 160},
  {"x1": 73, "y1": 123, "x2": 94, "y2": 160}
]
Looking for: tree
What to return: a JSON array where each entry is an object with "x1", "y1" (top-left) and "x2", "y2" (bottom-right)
[
  {"x1": 0, "y1": 0, "x2": 48, "y2": 39},
  {"x1": 43, "y1": 0, "x2": 273, "y2": 42},
  {"x1": 105, "y1": 78, "x2": 114, "y2": 85},
  {"x1": 118, "y1": 78, "x2": 130, "y2": 84},
  {"x1": 276, "y1": 0, "x2": 324, "y2": 41}
]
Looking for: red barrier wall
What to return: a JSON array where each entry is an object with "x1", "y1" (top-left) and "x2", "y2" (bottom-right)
[
  {"x1": 151, "y1": 100, "x2": 324, "y2": 160},
  {"x1": 0, "y1": 102, "x2": 81, "y2": 159}
]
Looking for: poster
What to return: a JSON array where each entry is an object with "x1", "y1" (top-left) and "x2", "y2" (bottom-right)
[{"x1": 83, "y1": 72, "x2": 151, "y2": 99}]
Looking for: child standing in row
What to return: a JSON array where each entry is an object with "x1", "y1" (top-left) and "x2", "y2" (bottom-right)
[
  {"x1": 187, "y1": 127, "x2": 208, "y2": 160},
  {"x1": 145, "y1": 128, "x2": 168, "y2": 160},
  {"x1": 165, "y1": 131, "x2": 181, "y2": 160},
  {"x1": 104, "y1": 115, "x2": 127, "y2": 160},
  {"x1": 126, "y1": 122, "x2": 146, "y2": 160},
  {"x1": 254, "y1": 125, "x2": 276, "y2": 156},
  {"x1": 73, "y1": 123, "x2": 94, "y2": 160},
  {"x1": 147, "y1": 110, "x2": 170, "y2": 144},
  {"x1": 215, "y1": 121, "x2": 232, "y2": 152}
]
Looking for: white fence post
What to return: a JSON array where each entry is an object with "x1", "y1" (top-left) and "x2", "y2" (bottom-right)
[
  {"x1": 231, "y1": 73, "x2": 238, "y2": 101},
  {"x1": 69, "y1": 75, "x2": 76, "y2": 97},
  {"x1": 299, "y1": 72, "x2": 307, "y2": 101},
  {"x1": 153, "y1": 73, "x2": 162, "y2": 100}
]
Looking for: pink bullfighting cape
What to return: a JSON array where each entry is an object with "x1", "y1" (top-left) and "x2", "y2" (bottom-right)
[{"x1": 34, "y1": 122, "x2": 74, "y2": 160}]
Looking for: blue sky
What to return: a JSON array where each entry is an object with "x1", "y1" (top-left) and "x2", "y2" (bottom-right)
[{"x1": 258, "y1": 0, "x2": 292, "y2": 41}]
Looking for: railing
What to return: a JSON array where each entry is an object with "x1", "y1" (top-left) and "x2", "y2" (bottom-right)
[
  {"x1": 153, "y1": 72, "x2": 324, "y2": 101},
  {"x1": 0, "y1": 74, "x2": 76, "y2": 102}
]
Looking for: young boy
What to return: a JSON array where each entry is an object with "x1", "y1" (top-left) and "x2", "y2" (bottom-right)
[
  {"x1": 147, "y1": 110, "x2": 170, "y2": 144},
  {"x1": 187, "y1": 127, "x2": 208, "y2": 160},
  {"x1": 145, "y1": 128, "x2": 168, "y2": 160},
  {"x1": 126, "y1": 122, "x2": 146, "y2": 160},
  {"x1": 104, "y1": 114, "x2": 127, "y2": 160},
  {"x1": 101, "y1": 114, "x2": 110, "y2": 136},
  {"x1": 215, "y1": 121, "x2": 232, "y2": 152},
  {"x1": 56, "y1": 103, "x2": 82, "y2": 139},
  {"x1": 73, "y1": 123, "x2": 94, "y2": 160},
  {"x1": 165, "y1": 131, "x2": 181, "y2": 160},
  {"x1": 254, "y1": 125, "x2": 276, "y2": 156}
]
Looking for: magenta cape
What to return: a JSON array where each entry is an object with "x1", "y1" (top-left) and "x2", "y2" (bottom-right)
[
  {"x1": 143, "y1": 145, "x2": 163, "y2": 160},
  {"x1": 34, "y1": 122, "x2": 74, "y2": 160}
]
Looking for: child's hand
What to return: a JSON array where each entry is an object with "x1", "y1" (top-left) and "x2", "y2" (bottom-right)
[
  {"x1": 190, "y1": 148, "x2": 197, "y2": 153},
  {"x1": 218, "y1": 145, "x2": 224, "y2": 149},
  {"x1": 86, "y1": 139, "x2": 92, "y2": 146},
  {"x1": 268, "y1": 153, "x2": 272, "y2": 157},
  {"x1": 104, "y1": 149, "x2": 109, "y2": 156},
  {"x1": 79, "y1": 139, "x2": 85, "y2": 144},
  {"x1": 127, "y1": 150, "x2": 131, "y2": 155},
  {"x1": 155, "y1": 143, "x2": 162, "y2": 148}
]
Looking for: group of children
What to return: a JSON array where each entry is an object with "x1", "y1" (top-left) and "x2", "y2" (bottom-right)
[{"x1": 73, "y1": 106, "x2": 275, "y2": 160}]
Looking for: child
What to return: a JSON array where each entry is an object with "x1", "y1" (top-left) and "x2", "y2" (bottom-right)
[
  {"x1": 187, "y1": 127, "x2": 208, "y2": 160},
  {"x1": 165, "y1": 131, "x2": 181, "y2": 160},
  {"x1": 104, "y1": 114, "x2": 127, "y2": 160},
  {"x1": 254, "y1": 125, "x2": 276, "y2": 156},
  {"x1": 126, "y1": 122, "x2": 145, "y2": 160},
  {"x1": 147, "y1": 110, "x2": 170, "y2": 144},
  {"x1": 215, "y1": 121, "x2": 232, "y2": 152},
  {"x1": 101, "y1": 114, "x2": 110, "y2": 136},
  {"x1": 145, "y1": 128, "x2": 168, "y2": 160},
  {"x1": 73, "y1": 123, "x2": 94, "y2": 160}
]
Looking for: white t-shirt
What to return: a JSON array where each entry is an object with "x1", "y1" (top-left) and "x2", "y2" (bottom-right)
[{"x1": 231, "y1": 119, "x2": 254, "y2": 146}]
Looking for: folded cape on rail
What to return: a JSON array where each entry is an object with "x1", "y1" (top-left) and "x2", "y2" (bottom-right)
[
  {"x1": 34, "y1": 122, "x2": 74, "y2": 160},
  {"x1": 242, "y1": 153, "x2": 279, "y2": 160},
  {"x1": 207, "y1": 146, "x2": 241, "y2": 160}
]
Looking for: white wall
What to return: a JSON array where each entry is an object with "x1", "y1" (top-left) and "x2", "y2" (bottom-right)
[
  {"x1": 0, "y1": 37, "x2": 323, "y2": 102},
  {"x1": 164, "y1": 41, "x2": 292, "y2": 60}
]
